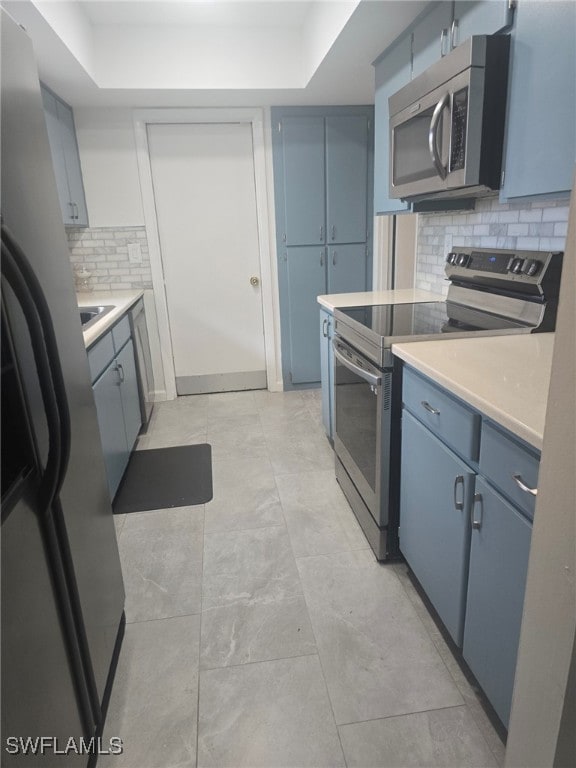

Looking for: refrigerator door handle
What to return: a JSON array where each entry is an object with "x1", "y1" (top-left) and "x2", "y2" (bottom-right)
[{"x1": 1, "y1": 224, "x2": 71, "y2": 511}]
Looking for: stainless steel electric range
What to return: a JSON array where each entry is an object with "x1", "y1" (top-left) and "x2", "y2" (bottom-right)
[{"x1": 332, "y1": 247, "x2": 563, "y2": 561}]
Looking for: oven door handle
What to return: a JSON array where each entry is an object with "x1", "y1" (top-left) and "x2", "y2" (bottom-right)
[
  {"x1": 429, "y1": 92, "x2": 450, "y2": 180},
  {"x1": 333, "y1": 345, "x2": 382, "y2": 387}
]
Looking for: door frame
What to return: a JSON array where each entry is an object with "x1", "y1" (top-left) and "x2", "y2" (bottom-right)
[{"x1": 133, "y1": 108, "x2": 281, "y2": 400}]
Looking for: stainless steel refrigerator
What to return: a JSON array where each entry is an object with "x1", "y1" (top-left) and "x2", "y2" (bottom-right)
[{"x1": 1, "y1": 11, "x2": 125, "y2": 766}]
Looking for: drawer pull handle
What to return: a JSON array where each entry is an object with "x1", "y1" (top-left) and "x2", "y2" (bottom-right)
[
  {"x1": 513, "y1": 474, "x2": 538, "y2": 497},
  {"x1": 421, "y1": 400, "x2": 440, "y2": 415},
  {"x1": 453, "y1": 475, "x2": 465, "y2": 511},
  {"x1": 322, "y1": 318, "x2": 328, "y2": 338},
  {"x1": 471, "y1": 493, "x2": 483, "y2": 530}
]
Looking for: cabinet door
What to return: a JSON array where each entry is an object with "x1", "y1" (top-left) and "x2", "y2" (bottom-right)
[
  {"x1": 373, "y1": 35, "x2": 412, "y2": 214},
  {"x1": 286, "y1": 247, "x2": 326, "y2": 384},
  {"x1": 501, "y1": 1, "x2": 576, "y2": 200},
  {"x1": 412, "y1": 1, "x2": 454, "y2": 79},
  {"x1": 93, "y1": 359, "x2": 129, "y2": 498},
  {"x1": 453, "y1": 0, "x2": 511, "y2": 45},
  {"x1": 327, "y1": 245, "x2": 367, "y2": 295},
  {"x1": 463, "y1": 477, "x2": 532, "y2": 727},
  {"x1": 326, "y1": 116, "x2": 369, "y2": 244},
  {"x1": 117, "y1": 339, "x2": 142, "y2": 451},
  {"x1": 281, "y1": 117, "x2": 326, "y2": 246},
  {"x1": 319, "y1": 308, "x2": 332, "y2": 438},
  {"x1": 400, "y1": 411, "x2": 474, "y2": 646},
  {"x1": 56, "y1": 99, "x2": 89, "y2": 226},
  {"x1": 41, "y1": 87, "x2": 74, "y2": 225}
]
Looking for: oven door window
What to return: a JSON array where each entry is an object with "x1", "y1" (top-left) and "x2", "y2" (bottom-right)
[{"x1": 335, "y1": 355, "x2": 378, "y2": 494}]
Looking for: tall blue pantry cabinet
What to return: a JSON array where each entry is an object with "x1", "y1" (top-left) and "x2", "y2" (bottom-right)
[{"x1": 272, "y1": 107, "x2": 374, "y2": 387}]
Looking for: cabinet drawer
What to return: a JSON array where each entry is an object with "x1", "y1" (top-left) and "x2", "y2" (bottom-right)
[
  {"x1": 402, "y1": 367, "x2": 480, "y2": 462},
  {"x1": 112, "y1": 316, "x2": 131, "y2": 352},
  {"x1": 88, "y1": 332, "x2": 115, "y2": 383},
  {"x1": 480, "y1": 422, "x2": 540, "y2": 521}
]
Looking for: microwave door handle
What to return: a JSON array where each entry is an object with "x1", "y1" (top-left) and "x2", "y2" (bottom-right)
[
  {"x1": 333, "y1": 344, "x2": 382, "y2": 388},
  {"x1": 429, "y1": 93, "x2": 450, "y2": 180}
]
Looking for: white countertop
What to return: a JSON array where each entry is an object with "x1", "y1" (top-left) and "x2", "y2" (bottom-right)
[
  {"x1": 392, "y1": 334, "x2": 555, "y2": 450},
  {"x1": 77, "y1": 290, "x2": 144, "y2": 348},
  {"x1": 317, "y1": 289, "x2": 444, "y2": 312}
]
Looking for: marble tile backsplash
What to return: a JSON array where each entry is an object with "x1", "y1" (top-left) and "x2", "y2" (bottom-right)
[
  {"x1": 67, "y1": 226, "x2": 153, "y2": 292},
  {"x1": 416, "y1": 197, "x2": 569, "y2": 296}
]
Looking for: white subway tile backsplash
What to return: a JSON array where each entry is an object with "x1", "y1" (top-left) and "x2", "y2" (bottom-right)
[
  {"x1": 416, "y1": 197, "x2": 568, "y2": 294},
  {"x1": 67, "y1": 226, "x2": 152, "y2": 291}
]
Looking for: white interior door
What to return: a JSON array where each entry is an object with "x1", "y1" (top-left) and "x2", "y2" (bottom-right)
[{"x1": 147, "y1": 122, "x2": 267, "y2": 394}]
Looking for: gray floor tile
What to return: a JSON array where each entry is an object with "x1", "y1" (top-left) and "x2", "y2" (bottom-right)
[
  {"x1": 207, "y1": 390, "x2": 258, "y2": 420},
  {"x1": 197, "y1": 655, "x2": 345, "y2": 768},
  {"x1": 265, "y1": 432, "x2": 335, "y2": 475},
  {"x1": 204, "y1": 457, "x2": 284, "y2": 533},
  {"x1": 200, "y1": 595, "x2": 316, "y2": 669},
  {"x1": 275, "y1": 470, "x2": 354, "y2": 556},
  {"x1": 119, "y1": 507, "x2": 204, "y2": 623},
  {"x1": 206, "y1": 414, "x2": 267, "y2": 461},
  {"x1": 202, "y1": 525, "x2": 302, "y2": 611},
  {"x1": 114, "y1": 513, "x2": 127, "y2": 537},
  {"x1": 253, "y1": 390, "x2": 311, "y2": 426},
  {"x1": 297, "y1": 550, "x2": 463, "y2": 724},
  {"x1": 137, "y1": 403, "x2": 207, "y2": 450},
  {"x1": 339, "y1": 706, "x2": 498, "y2": 767},
  {"x1": 102, "y1": 615, "x2": 200, "y2": 768}
]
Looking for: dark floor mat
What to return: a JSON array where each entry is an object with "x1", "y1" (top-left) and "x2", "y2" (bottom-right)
[{"x1": 113, "y1": 444, "x2": 213, "y2": 514}]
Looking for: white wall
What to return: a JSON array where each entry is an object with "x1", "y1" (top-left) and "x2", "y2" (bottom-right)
[{"x1": 74, "y1": 108, "x2": 145, "y2": 227}]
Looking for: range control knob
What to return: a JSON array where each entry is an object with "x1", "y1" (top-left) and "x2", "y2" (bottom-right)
[
  {"x1": 510, "y1": 258, "x2": 525, "y2": 274},
  {"x1": 522, "y1": 259, "x2": 542, "y2": 277},
  {"x1": 446, "y1": 252, "x2": 457, "y2": 264},
  {"x1": 457, "y1": 253, "x2": 469, "y2": 267}
]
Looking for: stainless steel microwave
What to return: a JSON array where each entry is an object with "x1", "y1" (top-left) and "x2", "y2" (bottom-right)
[{"x1": 388, "y1": 35, "x2": 510, "y2": 202}]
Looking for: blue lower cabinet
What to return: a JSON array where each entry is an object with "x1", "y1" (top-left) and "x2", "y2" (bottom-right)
[
  {"x1": 90, "y1": 328, "x2": 143, "y2": 499},
  {"x1": 463, "y1": 477, "x2": 532, "y2": 728},
  {"x1": 93, "y1": 359, "x2": 129, "y2": 498},
  {"x1": 117, "y1": 339, "x2": 142, "y2": 451},
  {"x1": 400, "y1": 411, "x2": 474, "y2": 646},
  {"x1": 327, "y1": 244, "x2": 368, "y2": 294},
  {"x1": 319, "y1": 308, "x2": 335, "y2": 439},
  {"x1": 286, "y1": 247, "x2": 326, "y2": 384}
]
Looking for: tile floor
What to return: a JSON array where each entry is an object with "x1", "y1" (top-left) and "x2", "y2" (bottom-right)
[{"x1": 104, "y1": 389, "x2": 506, "y2": 768}]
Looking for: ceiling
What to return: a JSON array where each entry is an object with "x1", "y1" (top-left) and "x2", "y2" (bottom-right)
[{"x1": 3, "y1": 0, "x2": 428, "y2": 108}]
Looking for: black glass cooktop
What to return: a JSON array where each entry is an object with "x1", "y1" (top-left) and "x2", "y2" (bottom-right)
[
  {"x1": 337, "y1": 301, "x2": 524, "y2": 340},
  {"x1": 338, "y1": 302, "x2": 453, "y2": 337}
]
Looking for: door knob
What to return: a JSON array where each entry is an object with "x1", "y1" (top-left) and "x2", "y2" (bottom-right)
[{"x1": 250, "y1": 276, "x2": 260, "y2": 286}]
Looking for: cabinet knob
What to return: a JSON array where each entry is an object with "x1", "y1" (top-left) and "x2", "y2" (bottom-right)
[{"x1": 249, "y1": 276, "x2": 260, "y2": 287}]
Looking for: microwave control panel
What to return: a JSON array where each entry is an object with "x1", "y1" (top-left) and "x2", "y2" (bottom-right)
[{"x1": 449, "y1": 88, "x2": 468, "y2": 172}]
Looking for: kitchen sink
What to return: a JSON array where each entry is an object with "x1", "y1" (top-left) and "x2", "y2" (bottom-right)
[{"x1": 78, "y1": 304, "x2": 115, "y2": 330}]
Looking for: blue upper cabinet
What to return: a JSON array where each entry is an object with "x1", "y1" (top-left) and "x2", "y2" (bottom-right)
[
  {"x1": 500, "y1": 0, "x2": 576, "y2": 201},
  {"x1": 326, "y1": 115, "x2": 370, "y2": 244},
  {"x1": 281, "y1": 116, "x2": 326, "y2": 246},
  {"x1": 373, "y1": 34, "x2": 412, "y2": 215},
  {"x1": 411, "y1": 1, "x2": 454, "y2": 78},
  {"x1": 41, "y1": 85, "x2": 88, "y2": 227},
  {"x1": 453, "y1": 0, "x2": 511, "y2": 44}
]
